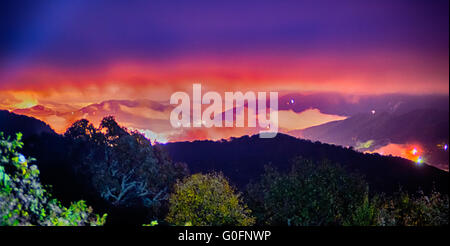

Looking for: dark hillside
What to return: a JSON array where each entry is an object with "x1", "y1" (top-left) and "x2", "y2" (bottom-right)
[
  {"x1": 163, "y1": 134, "x2": 448, "y2": 194},
  {"x1": 0, "y1": 110, "x2": 55, "y2": 137}
]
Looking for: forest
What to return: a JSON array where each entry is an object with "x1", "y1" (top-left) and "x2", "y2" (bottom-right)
[{"x1": 0, "y1": 112, "x2": 448, "y2": 226}]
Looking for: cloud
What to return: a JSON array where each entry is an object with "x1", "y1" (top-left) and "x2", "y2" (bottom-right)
[{"x1": 278, "y1": 108, "x2": 347, "y2": 131}]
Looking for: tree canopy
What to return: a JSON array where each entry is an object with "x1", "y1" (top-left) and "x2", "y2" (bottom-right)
[
  {"x1": 166, "y1": 173, "x2": 255, "y2": 226},
  {"x1": 64, "y1": 116, "x2": 188, "y2": 220}
]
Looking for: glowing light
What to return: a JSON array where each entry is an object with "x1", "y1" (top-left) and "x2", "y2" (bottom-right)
[
  {"x1": 371, "y1": 110, "x2": 376, "y2": 114},
  {"x1": 436, "y1": 143, "x2": 448, "y2": 151},
  {"x1": 356, "y1": 139, "x2": 374, "y2": 149},
  {"x1": 290, "y1": 99, "x2": 295, "y2": 104},
  {"x1": 404, "y1": 146, "x2": 423, "y2": 164},
  {"x1": 14, "y1": 99, "x2": 38, "y2": 109},
  {"x1": 416, "y1": 156, "x2": 423, "y2": 165}
]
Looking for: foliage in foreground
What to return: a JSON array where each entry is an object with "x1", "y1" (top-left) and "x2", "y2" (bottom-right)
[
  {"x1": 375, "y1": 189, "x2": 448, "y2": 226},
  {"x1": 245, "y1": 156, "x2": 449, "y2": 226},
  {"x1": 245, "y1": 157, "x2": 369, "y2": 226},
  {"x1": 0, "y1": 132, "x2": 106, "y2": 226},
  {"x1": 166, "y1": 173, "x2": 255, "y2": 226},
  {"x1": 2, "y1": 124, "x2": 447, "y2": 226}
]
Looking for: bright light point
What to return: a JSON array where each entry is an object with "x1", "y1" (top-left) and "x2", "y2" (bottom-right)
[
  {"x1": 411, "y1": 148, "x2": 418, "y2": 155},
  {"x1": 371, "y1": 110, "x2": 376, "y2": 114},
  {"x1": 444, "y1": 145, "x2": 448, "y2": 151},
  {"x1": 290, "y1": 99, "x2": 295, "y2": 104},
  {"x1": 416, "y1": 157, "x2": 423, "y2": 165}
]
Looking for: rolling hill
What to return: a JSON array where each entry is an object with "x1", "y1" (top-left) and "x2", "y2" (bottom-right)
[
  {"x1": 290, "y1": 109, "x2": 449, "y2": 148},
  {"x1": 288, "y1": 109, "x2": 449, "y2": 170},
  {"x1": 0, "y1": 110, "x2": 55, "y2": 137},
  {"x1": 162, "y1": 133, "x2": 448, "y2": 194}
]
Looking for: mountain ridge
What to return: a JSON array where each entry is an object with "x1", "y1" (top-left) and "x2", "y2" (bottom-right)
[
  {"x1": 162, "y1": 133, "x2": 448, "y2": 194},
  {"x1": 0, "y1": 110, "x2": 56, "y2": 137}
]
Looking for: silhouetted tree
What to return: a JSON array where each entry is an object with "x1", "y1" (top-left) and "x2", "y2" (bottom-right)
[{"x1": 64, "y1": 116, "x2": 188, "y2": 221}]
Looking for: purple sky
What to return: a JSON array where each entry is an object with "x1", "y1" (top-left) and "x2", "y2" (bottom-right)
[{"x1": 1, "y1": 0, "x2": 448, "y2": 69}]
